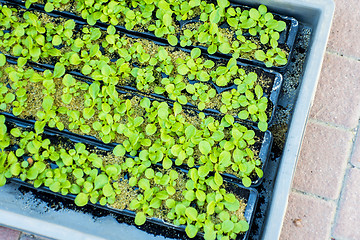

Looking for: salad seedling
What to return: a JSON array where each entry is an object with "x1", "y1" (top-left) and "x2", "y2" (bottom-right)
[{"x1": 0, "y1": 2, "x2": 282, "y2": 238}]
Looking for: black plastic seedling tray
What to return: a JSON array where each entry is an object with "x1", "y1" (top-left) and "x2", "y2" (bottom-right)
[
  {"x1": 1, "y1": 60, "x2": 273, "y2": 188},
  {"x1": 222, "y1": 129, "x2": 272, "y2": 187},
  {"x1": 9, "y1": 178, "x2": 258, "y2": 240},
  {"x1": 2, "y1": 0, "x2": 298, "y2": 72},
  {"x1": 2, "y1": 52, "x2": 275, "y2": 188},
  {"x1": 2, "y1": 112, "x2": 115, "y2": 152},
  {"x1": 178, "y1": 4, "x2": 298, "y2": 72},
  {"x1": 1, "y1": 48, "x2": 283, "y2": 128},
  {"x1": 0, "y1": 0, "x2": 284, "y2": 128},
  {"x1": 2, "y1": 52, "x2": 274, "y2": 188},
  {"x1": 146, "y1": 49, "x2": 284, "y2": 128},
  {"x1": 3, "y1": 113, "x2": 259, "y2": 240},
  {"x1": 0, "y1": 0, "x2": 273, "y2": 235}
]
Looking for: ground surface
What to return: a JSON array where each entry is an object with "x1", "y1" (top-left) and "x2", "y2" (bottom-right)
[
  {"x1": 1, "y1": 0, "x2": 359, "y2": 239},
  {"x1": 280, "y1": 0, "x2": 360, "y2": 239}
]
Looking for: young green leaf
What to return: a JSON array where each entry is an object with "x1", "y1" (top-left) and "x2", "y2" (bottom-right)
[
  {"x1": 53, "y1": 63, "x2": 65, "y2": 78},
  {"x1": 258, "y1": 121, "x2": 268, "y2": 132},
  {"x1": 196, "y1": 189, "x2": 206, "y2": 202},
  {"x1": 0, "y1": 54, "x2": 6, "y2": 67},
  {"x1": 10, "y1": 128, "x2": 21, "y2": 138},
  {"x1": 126, "y1": 10, "x2": 136, "y2": 20},
  {"x1": 177, "y1": 64, "x2": 189, "y2": 75},
  {"x1": 138, "y1": 178, "x2": 150, "y2": 190},
  {"x1": 255, "y1": 50, "x2": 266, "y2": 62},
  {"x1": 249, "y1": 8, "x2": 260, "y2": 20},
  {"x1": 167, "y1": 35, "x2": 178, "y2": 46},
  {"x1": 218, "y1": 0, "x2": 230, "y2": 8},
  {"x1": 222, "y1": 219, "x2": 234, "y2": 233},
  {"x1": 185, "y1": 224, "x2": 198, "y2": 238},
  {"x1": 163, "y1": 157, "x2": 172, "y2": 169},
  {"x1": 156, "y1": 190, "x2": 169, "y2": 200},
  {"x1": 238, "y1": 220, "x2": 250, "y2": 232},
  {"x1": 149, "y1": 197, "x2": 162, "y2": 209},
  {"x1": 103, "y1": 183, "x2": 114, "y2": 197},
  {"x1": 135, "y1": 212, "x2": 146, "y2": 225},
  {"x1": 52, "y1": 35, "x2": 62, "y2": 46},
  {"x1": 214, "y1": 172, "x2": 223, "y2": 186},
  {"x1": 191, "y1": 48, "x2": 201, "y2": 59},
  {"x1": 258, "y1": 5, "x2": 267, "y2": 15},
  {"x1": 185, "y1": 207, "x2": 198, "y2": 222},
  {"x1": 242, "y1": 176, "x2": 252, "y2": 187},
  {"x1": 69, "y1": 53, "x2": 81, "y2": 65},
  {"x1": 44, "y1": 2, "x2": 54, "y2": 12},
  {"x1": 207, "y1": 44, "x2": 217, "y2": 55},
  {"x1": 94, "y1": 174, "x2": 108, "y2": 190},
  {"x1": 275, "y1": 21, "x2": 287, "y2": 32},
  {"x1": 42, "y1": 96, "x2": 54, "y2": 112},
  {"x1": 199, "y1": 141, "x2": 211, "y2": 155},
  {"x1": 89, "y1": 82, "x2": 100, "y2": 99},
  {"x1": 82, "y1": 65, "x2": 92, "y2": 75},
  {"x1": 75, "y1": 193, "x2": 89, "y2": 206},
  {"x1": 145, "y1": 124, "x2": 157, "y2": 135},
  {"x1": 113, "y1": 144, "x2": 126, "y2": 156},
  {"x1": 238, "y1": 110, "x2": 249, "y2": 120}
]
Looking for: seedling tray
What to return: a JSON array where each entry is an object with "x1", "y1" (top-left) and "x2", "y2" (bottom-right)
[
  {"x1": 1, "y1": 0, "x2": 297, "y2": 72},
  {"x1": 1, "y1": 49, "x2": 283, "y2": 129},
  {"x1": 149, "y1": 50, "x2": 284, "y2": 128},
  {"x1": 0, "y1": 0, "x2": 284, "y2": 128},
  {"x1": 221, "y1": 129, "x2": 272, "y2": 187},
  {"x1": 0, "y1": 63, "x2": 273, "y2": 187},
  {"x1": 1, "y1": 54, "x2": 274, "y2": 188},
  {"x1": 178, "y1": 4, "x2": 298, "y2": 72},
  {"x1": 9, "y1": 179, "x2": 258, "y2": 240},
  {"x1": 3, "y1": 113, "x2": 259, "y2": 240}
]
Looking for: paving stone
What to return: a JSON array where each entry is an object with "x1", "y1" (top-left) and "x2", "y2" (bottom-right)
[
  {"x1": 350, "y1": 127, "x2": 360, "y2": 168},
  {"x1": 280, "y1": 191, "x2": 335, "y2": 240},
  {"x1": 0, "y1": 226, "x2": 21, "y2": 240},
  {"x1": 327, "y1": 0, "x2": 360, "y2": 58},
  {"x1": 333, "y1": 168, "x2": 360, "y2": 239},
  {"x1": 309, "y1": 53, "x2": 360, "y2": 129},
  {"x1": 292, "y1": 121, "x2": 352, "y2": 199}
]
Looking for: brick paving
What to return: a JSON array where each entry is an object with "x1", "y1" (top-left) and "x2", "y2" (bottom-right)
[
  {"x1": 1, "y1": 0, "x2": 359, "y2": 239},
  {"x1": 0, "y1": 230, "x2": 51, "y2": 240},
  {"x1": 292, "y1": 121, "x2": 352, "y2": 200},
  {"x1": 327, "y1": 0, "x2": 360, "y2": 58},
  {"x1": 0, "y1": 226, "x2": 20, "y2": 240},
  {"x1": 281, "y1": 0, "x2": 360, "y2": 238},
  {"x1": 309, "y1": 53, "x2": 360, "y2": 129},
  {"x1": 280, "y1": 191, "x2": 335, "y2": 240},
  {"x1": 333, "y1": 168, "x2": 360, "y2": 239}
]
